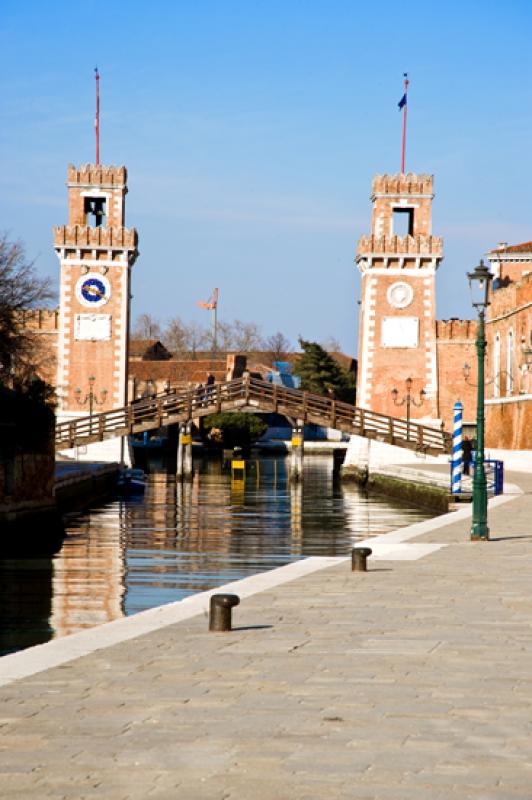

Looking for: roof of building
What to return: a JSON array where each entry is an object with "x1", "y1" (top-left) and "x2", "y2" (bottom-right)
[
  {"x1": 489, "y1": 241, "x2": 532, "y2": 254},
  {"x1": 129, "y1": 348, "x2": 357, "y2": 386},
  {"x1": 329, "y1": 352, "x2": 357, "y2": 372},
  {"x1": 130, "y1": 359, "x2": 227, "y2": 385},
  {"x1": 129, "y1": 339, "x2": 172, "y2": 360}
]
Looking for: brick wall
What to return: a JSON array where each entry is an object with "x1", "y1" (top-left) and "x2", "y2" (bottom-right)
[
  {"x1": 66, "y1": 164, "x2": 127, "y2": 228},
  {"x1": 15, "y1": 310, "x2": 59, "y2": 388},
  {"x1": 0, "y1": 453, "x2": 55, "y2": 506},
  {"x1": 358, "y1": 273, "x2": 438, "y2": 418},
  {"x1": 436, "y1": 320, "x2": 478, "y2": 430},
  {"x1": 486, "y1": 272, "x2": 532, "y2": 399},
  {"x1": 486, "y1": 399, "x2": 532, "y2": 449},
  {"x1": 485, "y1": 271, "x2": 532, "y2": 448}
]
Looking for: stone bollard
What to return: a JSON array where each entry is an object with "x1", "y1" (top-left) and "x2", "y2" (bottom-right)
[
  {"x1": 351, "y1": 547, "x2": 372, "y2": 572},
  {"x1": 209, "y1": 593, "x2": 240, "y2": 632}
]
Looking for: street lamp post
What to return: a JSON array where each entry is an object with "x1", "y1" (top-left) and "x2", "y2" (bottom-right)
[
  {"x1": 391, "y1": 377, "x2": 426, "y2": 440},
  {"x1": 467, "y1": 259, "x2": 492, "y2": 541},
  {"x1": 75, "y1": 376, "x2": 107, "y2": 428}
]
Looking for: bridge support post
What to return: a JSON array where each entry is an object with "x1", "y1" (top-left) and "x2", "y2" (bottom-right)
[
  {"x1": 289, "y1": 424, "x2": 304, "y2": 481},
  {"x1": 176, "y1": 421, "x2": 193, "y2": 481}
]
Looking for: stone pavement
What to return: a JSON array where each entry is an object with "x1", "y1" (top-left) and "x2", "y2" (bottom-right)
[{"x1": 1, "y1": 471, "x2": 532, "y2": 799}]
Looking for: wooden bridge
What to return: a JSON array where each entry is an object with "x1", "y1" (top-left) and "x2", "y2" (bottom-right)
[{"x1": 55, "y1": 376, "x2": 451, "y2": 456}]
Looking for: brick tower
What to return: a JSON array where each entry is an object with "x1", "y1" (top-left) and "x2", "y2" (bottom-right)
[
  {"x1": 54, "y1": 164, "x2": 138, "y2": 462},
  {"x1": 356, "y1": 173, "x2": 443, "y2": 423}
]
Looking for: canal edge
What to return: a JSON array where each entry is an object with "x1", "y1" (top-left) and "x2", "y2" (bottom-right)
[{"x1": 0, "y1": 483, "x2": 523, "y2": 688}]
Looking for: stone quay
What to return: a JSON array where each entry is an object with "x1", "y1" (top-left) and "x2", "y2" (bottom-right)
[{"x1": 0, "y1": 467, "x2": 531, "y2": 799}]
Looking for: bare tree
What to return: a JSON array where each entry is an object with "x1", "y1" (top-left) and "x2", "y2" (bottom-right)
[
  {"x1": 214, "y1": 321, "x2": 235, "y2": 351},
  {"x1": 162, "y1": 317, "x2": 211, "y2": 357},
  {"x1": 230, "y1": 320, "x2": 264, "y2": 351},
  {"x1": 132, "y1": 313, "x2": 162, "y2": 340},
  {"x1": 0, "y1": 233, "x2": 54, "y2": 388},
  {"x1": 264, "y1": 331, "x2": 293, "y2": 357},
  {"x1": 142, "y1": 312, "x2": 292, "y2": 357},
  {"x1": 320, "y1": 335, "x2": 342, "y2": 353},
  {"x1": 186, "y1": 321, "x2": 210, "y2": 356},
  {"x1": 163, "y1": 316, "x2": 190, "y2": 357}
]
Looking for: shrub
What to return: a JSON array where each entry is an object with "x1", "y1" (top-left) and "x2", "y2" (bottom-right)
[{"x1": 203, "y1": 412, "x2": 267, "y2": 448}]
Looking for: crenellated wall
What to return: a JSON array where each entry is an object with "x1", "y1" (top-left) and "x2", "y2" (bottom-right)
[
  {"x1": 435, "y1": 320, "x2": 478, "y2": 431},
  {"x1": 67, "y1": 164, "x2": 127, "y2": 186},
  {"x1": 357, "y1": 234, "x2": 443, "y2": 257},
  {"x1": 371, "y1": 173, "x2": 434, "y2": 195},
  {"x1": 54, "y1": 225, "x2": 137, "y2": 250},
  {"x1": 369, "y1": 173, "x2": 435, "y2": 244},
  {"x1": 66, "y1": 163, "x2": 128, "y2": 228}
]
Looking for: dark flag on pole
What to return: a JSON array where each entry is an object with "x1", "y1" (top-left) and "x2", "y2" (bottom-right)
[
  {"x1": 398, "y1": 72, "x2": 408, "y2": 110},
  {"x1": 399, "y1": 73, "x2": 409, "y2": 173}
]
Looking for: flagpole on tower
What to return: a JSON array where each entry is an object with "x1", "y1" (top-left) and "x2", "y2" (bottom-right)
[
  {"x1": 399, "y1": 73, "x2": 409, "y2": 174},
  {"x1": 95, "y1": 67, "x2": 100, "y2": 166}
]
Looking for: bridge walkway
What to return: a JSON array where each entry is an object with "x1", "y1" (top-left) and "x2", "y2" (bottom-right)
[{"x1": 55, "y1": 376, "x2": 451, "y2": 456}]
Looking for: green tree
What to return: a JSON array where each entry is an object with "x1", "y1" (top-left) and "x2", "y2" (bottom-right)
[
  {"x1": 293, "y1": 338, "x2": 356, "y2": 404},
  {"x1": 203, "y1": 412, "x2": 267, "y2": 448}
]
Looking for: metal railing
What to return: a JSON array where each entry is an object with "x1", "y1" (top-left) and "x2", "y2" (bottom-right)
[{"x1": 55, "y1": 376, "x2": 452, "y2": 455}]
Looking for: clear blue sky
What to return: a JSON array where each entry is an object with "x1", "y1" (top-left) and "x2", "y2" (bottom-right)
[{"x1": 1, "y1": 0, "x2": 531, "y2": 354}]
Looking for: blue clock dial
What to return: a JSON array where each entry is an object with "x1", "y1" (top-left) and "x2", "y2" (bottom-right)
[
  {"x1": 81, "y1": 278, "x2": 106, "y2": 302},
  {"x1": 76, "y1": 273, "x2": 111, "y2": 307}
]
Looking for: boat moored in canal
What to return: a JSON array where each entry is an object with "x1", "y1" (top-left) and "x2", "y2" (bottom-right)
[{"x1": 117, "y1": 468, "x2": 147, "y2": 494}]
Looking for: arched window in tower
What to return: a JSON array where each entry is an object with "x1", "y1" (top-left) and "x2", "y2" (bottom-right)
[
  {"x1": 493, "y1": 333, "x2": 501, "y2": 398},
  {"x1": 84, "y1": 197, "x2": 107, "y2": 227},
  {"x1": 506, "y1": 330, "x2": 514, "y2": 395}
]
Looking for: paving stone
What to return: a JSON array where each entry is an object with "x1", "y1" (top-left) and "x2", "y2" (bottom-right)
[{"x1": 2, "y1": 469, "x2": 532, "y2": 797}]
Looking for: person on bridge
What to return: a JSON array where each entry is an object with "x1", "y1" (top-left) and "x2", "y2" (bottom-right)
[
  {"x1": 205, "y1": 373, "x2": 216, "y2": 404},
  {"x1": 195, "y1": 383, "x2": 205, "y2": 409}
]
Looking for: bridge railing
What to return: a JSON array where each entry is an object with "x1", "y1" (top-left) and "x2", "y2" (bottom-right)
[
  {"x1": 244, "y1": 376, "x2": 449, "y2": 453},
  {"x1": 55, "y1": 376, "x2": 451, "y2": 454}
]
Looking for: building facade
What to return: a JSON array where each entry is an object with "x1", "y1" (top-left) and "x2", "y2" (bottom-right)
[
  {"x1": 18, "y1": 166, "x2": 531, "y2": 459},
  {"x1": 354, "y1": 174, "x2": 531, "y2": 455},
  {"x1": 485, "y1": 243, "x2": 532, "y2": 450},
  {"x1": 356, "y1": 174, "x2": 443, "y2": 423},
  {"x1": 54, "y1": 164, "x2": 138, "y2": 461}
]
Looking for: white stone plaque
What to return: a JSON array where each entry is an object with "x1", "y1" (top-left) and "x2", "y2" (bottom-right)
[
  {"x1": 75, "y1": 314, "x2": 112, "y2": 341},
  {"x1": 381, "y1": 316, "x2": 419, "y2": 348}
]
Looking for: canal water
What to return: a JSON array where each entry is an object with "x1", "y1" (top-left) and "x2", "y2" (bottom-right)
[{"x1": 0, "y1": 455, "x2": 433, "y2": 657}]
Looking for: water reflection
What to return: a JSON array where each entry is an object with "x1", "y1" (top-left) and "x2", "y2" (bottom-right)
[
  {"x1": 0, "y1": 455, "x2": 433, "y2": 656},
  {"x1": 52, "y1": 511, "x2": 125, "y2": 636}
]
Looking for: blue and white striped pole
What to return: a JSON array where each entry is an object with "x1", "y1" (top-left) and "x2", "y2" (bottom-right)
[{"x1": 451, "y1": 401, "x2": 463, "y2": 495}]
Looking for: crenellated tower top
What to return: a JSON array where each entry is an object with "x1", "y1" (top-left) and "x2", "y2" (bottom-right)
[
  {"x1": 65, "y1": 163, "x2": 129, "y2": 229},
  {"x1": 67, "y1": 164, "x2": 127, "y2": 188},
  {"x1": 356, "y1": 172, "x2": 442, "y2": 271},
  {"x1": 371, "y1": 173, "x2": 434, "y2": 197}
]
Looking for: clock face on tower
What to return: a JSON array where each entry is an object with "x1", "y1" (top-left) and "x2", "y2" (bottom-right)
[
  {"x1": 387, "y1": 281, "x2": 413, "y2": 309},
  {"x1": 75, "y1": 274, "x2": 112, "y2": 308}
]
